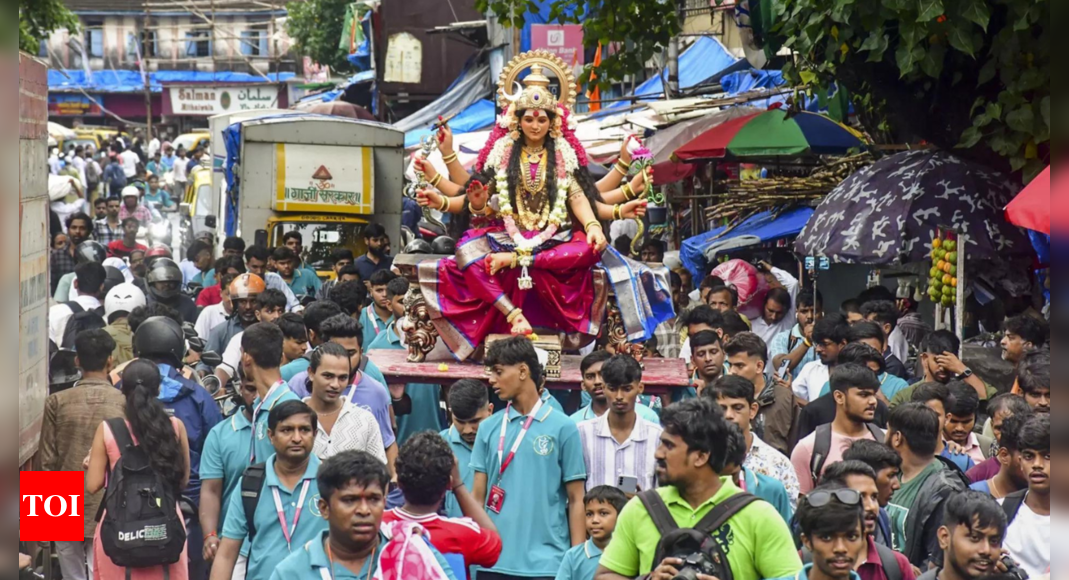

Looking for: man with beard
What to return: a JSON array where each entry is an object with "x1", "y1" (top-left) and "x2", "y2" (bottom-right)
[
  {"x1": 889, "y1": 331, "x2": 995, "y2": 408},
  {"x1": 842, "y1": 440, "x2": 903, "y2": 549},
  {"x1": 999, "y1": 414, "x2": 1050, "y2": 579},
  {"x1": 969, "y1": 412, "x2": 1033, "y2": 499},
  {"x1": 1017, "y1": 353, "x2": 1050, "y2": 414},
  {"x1": 94, "y1": 197, "x2": 123, "y2": 245},
  {"x1": 918, "y1": 491, "x2": 1008, "y2": 580},
  {"x1": 595, "y1": 398, "x2": 801, "y2": 580},
  {"x1": 211, "y1": 401, "x2": 327, "y2": 580},
  {"x1": 571, "y1": 351, "x2": 660, "y2": 424},
  {"x1": 353, "y1": 223, "x2": 393, "y2": 282},
  {"x1": 821, "y1": 461, "x2": 916, "y2": 580},
  {"x1": 51, "y1": 212, "x2": 94, "y2": 294},
  {"x1": 206, "y1": 273, "x2": 265, "y2": 358},
  {"x1": 725, "y1": 332, "x2": 796, "y2": 456},
  {"x1": 270, "y1": 450, "x2": 459, "y2": 580},
  {"x1": 765, "y1": 483, "x2": 868, "y2": 580},
  {"x1": 794, "y1": 314, "x2": 851, "y2": 404},
  {"x1": 442, "y1": 379, "x2": 495, "y2": 518},
  {"x1": 689, "y1": 331, "x2": 726, "y2": 399},
  {"x1": 999, "y1": 315, "x2": 1046, "y2": 377},
  {"x1": 792, "y1": 364, "x2": 884, "y2": 494},
  {"x1": 965, "y1": 394, "x2": 1032, "y2": 484},
  {"x1": 771, "y1": 290, "x2": 823, "y2": 376}
]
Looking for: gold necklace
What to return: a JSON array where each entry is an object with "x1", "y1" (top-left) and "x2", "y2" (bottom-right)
[{"x1": 520, "y1": 147, "x2": 548, "y2": 197}]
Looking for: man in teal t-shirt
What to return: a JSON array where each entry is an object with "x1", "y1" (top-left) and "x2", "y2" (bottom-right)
[
  {"x1": 211, "y1": 401, "x2": 327, "y2": 580},
  {"x1": 271, "y1": 450, "x2": 457, "y2": 580},
  {"x1": 472, "y1": 336, "x2": 588, "y2": 578},
  {"x1": 440, "y1": 379, "x2": 494, "y2": 519}
]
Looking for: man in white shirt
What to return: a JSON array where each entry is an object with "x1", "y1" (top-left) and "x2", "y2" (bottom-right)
[
  {"x1": 303, "y1": 342, "x2": 387, "y2": 463},
  {"x1": 49, "y1": 263, "x2": 107, "y2": 347},
  {"x1": 1000, "y1": 414, "x2": 1050, "y2": 580},
  {"x1": 118, "y1": 146, "x2": 140, "y2": 178},
  {"x1": 194, "y1": 273, "x2": 236, "y2": 341},
  {"x1": 577, "y1": 355, "x2": 662, "y2": 493},
  {"x1": 749, "y1": 263, "x2": 800, "y2": 345},
  {"x1": 70, "y1": 146, "x2": 88, "y2": 188},
  {"x1": 792, "y1": 313, "x2": 849, "y2": 403}
]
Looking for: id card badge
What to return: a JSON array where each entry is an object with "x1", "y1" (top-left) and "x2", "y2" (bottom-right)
[{"x1": 487, "y1": 485, "x2": 506, "y2": 514}]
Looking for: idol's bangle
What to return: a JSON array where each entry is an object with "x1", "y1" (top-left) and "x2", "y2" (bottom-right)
[
  {"x1": 430, "y1": 173, "x2": 444, "y2": 188},
  {"x1": 616, "y1": 160, "x2": 630, "y2": 174},
  {"x1": 612, "y1": 204, "x2": 623, "y2": 221},
  {"x1": 510, "y1": 253, "x2": 519, "y2": 269},
  {"x1": 438, "y1": 195, "x2": 449, "y2": 212},
  {"x1": 583, "y1": 221, "x2": 602, "y2": 234},
  {"x1": 506, "y1": 308, "x2": 524, "y2": 324},
  {"x1": 622, "y1": 183, "x2": 635, "y2": 201},
  {"x1": 442, "y1": 151, "x2": 458, "y2": 164},
  {"x1": 613, "y1": 162, "x2": 628, "y2": 176},
  {"x1": 471, "y1": 201, "x2": 490, "y2": 216}
]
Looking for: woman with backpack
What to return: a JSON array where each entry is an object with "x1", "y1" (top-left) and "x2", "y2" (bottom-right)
[{"x1": 85, "y1": 358, "x2": 191, "y2": 580}]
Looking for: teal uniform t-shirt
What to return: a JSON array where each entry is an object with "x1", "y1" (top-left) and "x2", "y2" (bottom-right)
[
  {"x1": 359, "y1": 304, "x2": 394, "y2": 354},
  {"x1": 270, "y1": 530, "x2": 458, "y2": 580},
  {"x1": 251, "y1": 381, "x2": 301, "y2": 464},
  {"x1": 366, "y1": 325, "x2": 442, "y2": 446},
  {"x1": 742, "y1": 468, "x2": 794, "y2": 525},
  {"x1": 285, "y1": 269, "x2": 320, "y2": 297},
  {"x1": 470, "y1": 401, "x2": 587, "y2": 577},
  {"x1": 222, "y1": 455, "x2": 328, "y2": 580},
  {"x1": 441, "y1": 426, "x2": 475, "y2": 519},
  {"x1": 200, "y1": 411, "x2": 253, "y2": 528},
  {"x1": 554, "y1": 539, "x2": 603, "y2": 580}
]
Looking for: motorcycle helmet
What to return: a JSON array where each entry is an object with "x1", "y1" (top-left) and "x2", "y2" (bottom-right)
[
  {"x1": 74, "y1": 241, "x2": 108, "y2": 265},
  {"x1": 146, "y1": 258, "x2": 183, "y2": 300},
  {"x1": 104, "y1": 283, "x2": 147, "y2": 324},
  {"x1": 403, "y1": 239, "x2": 433, "y2": 255},
  {"x1": 132, "y1": 316, "x2": 186, "y2": 366},
  {"x1": 229, "y1": 273, "x2": 266, "y2": 300},
  {"x1": 145, "y1": 246, "x2": 174, "y2": 271},
  {"x1": 430, "y1": 236, "x2": 457, "y2": 256},
  {"x1": 103, "y1": 266, "x2": 127, "y2": 295},
  {"x1": 121, "y1": 185, "x2": 142, "y2": 200}
]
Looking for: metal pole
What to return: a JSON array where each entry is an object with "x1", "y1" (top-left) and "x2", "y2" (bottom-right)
[
  {"x1": 143, "y1": 3, "x2": 153, "y2": 140},
  {"x1": 955, "y1": 232, "x2": 966, "y2": 356}
]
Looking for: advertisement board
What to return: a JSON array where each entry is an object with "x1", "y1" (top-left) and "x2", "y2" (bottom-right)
[
  {"x1": 531, "y1": 24, "x2": 585, "y2": 66},
  {"x1": 169, "y1": 85, "x2": 280, "y2": 116},
  {"x1": 48, "y1": 94, "x2": 102, "y2": 117},
  {"x1": 272, "y1": 143, "x2": 375, "y2": 215}
]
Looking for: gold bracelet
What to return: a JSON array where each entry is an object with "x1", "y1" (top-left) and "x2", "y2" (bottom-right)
[
  {"x1": 442, "y1": 152, "x2": 458, "y2": 164},
  {"x1": 439, "y1": 195, "x2": 449, "y2": 212},
  {"x1": 506, "y1": 308, "x2": 524, "y2": 324},
  {"x1": 617, "y1": 160, "x2": 630, "y2": 174},
  {"x1": 471, "y1": 202, "x2": 489, "y2": 216},
  {"x1": 430, "y1": 174, "x2": 443, "y2": 188},
  {"x1": 510, "y1": 253, "x2": 519, "y2": 269},
  {"x1": 612, "y1": 204, "x2": 623, "y2": 221},
  {"x1": 612, "y1": 163, "x2": 628, "y2": 176},
  {"x1": 622, "y1": 183, "x2": 634, "y2": 201},
  {"x1": 583, "y1": 220, "x2": 602, "y2": 234}
]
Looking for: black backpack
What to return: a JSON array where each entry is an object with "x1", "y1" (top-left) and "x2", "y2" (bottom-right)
[
  {"x1": 60, "y1": 302, "x2": 107, "y2": 349},
  {"x1": 240, "y1": 463, "x2": 268, "y2": 542},
  {"x1": 1001, "y1": 489, "x2": 1028, "y2": 525},
  {"x1": 810, "y1": 423, "x2": 885, "y2": 485},
  {"x1": 98, "y1": 418, "x2": 186, "y2": 570},
  {"x1": 801, "y1": 543, "x2": 903, "y2": 580},
  {"x1": 638, "y1": 490, "x2": 761, "y2": 580}
]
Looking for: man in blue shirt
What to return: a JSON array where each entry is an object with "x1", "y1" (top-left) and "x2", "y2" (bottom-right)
[
  {"x1": 472, "y1": 336, "x2": 587, "y2": 580},
  {"x1": 763, "y1": 482, "x2": 867, "y2": 580},
  {"x1": 288, "y1": 314, "x2": 397, "y2": 472},
  {"x1": 359, "y1": 270, "x2": 397, "y2": 348},
  {"x1": 210, "y1": 400, "x2": 327, "y2": 580},
  {"x1": 274, "y1": 246, "x2": 320, "y2": 298},
  {"x1": 353, "y1": 223, "x2": 393, "y2": 282},
  {"x1": 441, "y1": 379, "x2": 495, "y2": 518},
  {"x1": 271, "y1": 450, "x2": 458, "y2": 580},
  {"x1": 242, "y1": 323, "x2": 302, "y2": 464},
  {"x1": 200, "y1": 374, "x2": 258, "y2": 564}
]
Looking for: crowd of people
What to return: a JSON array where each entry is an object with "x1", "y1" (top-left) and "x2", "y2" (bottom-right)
[{"x1": 31, "y1": 222, "x2": 1054, "y2": 580}]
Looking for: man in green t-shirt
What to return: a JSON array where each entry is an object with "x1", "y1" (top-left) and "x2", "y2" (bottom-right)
[
  {"x1": 594, "y1": 398, "x2": 801, "y2": 580},
  {"x1": 888, "y1": 331, "x2": 995, "y2": 408},
  {"x1": 885, "y1": 403, "x2": 968, "y2": 570}
]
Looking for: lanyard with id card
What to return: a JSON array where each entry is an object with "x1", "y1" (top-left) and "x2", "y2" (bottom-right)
[{"x1": 487, "y1": 398, "x2": 544, "y2": 514}]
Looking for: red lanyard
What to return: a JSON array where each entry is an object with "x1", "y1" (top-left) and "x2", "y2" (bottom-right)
[
  {"x1": 250, "y1": 380, "x2": 286, "y2": 462},
  {"x1": 497, "y1": 398, "x2": 544, "y2": 477},
  {"x1": 273, "y1": 480, "x2": 311, "y2": 551}
]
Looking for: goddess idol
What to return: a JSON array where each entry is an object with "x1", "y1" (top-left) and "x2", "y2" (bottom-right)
[{"x1": 413, "y1": 50, "x2": 673, "y2": 361}]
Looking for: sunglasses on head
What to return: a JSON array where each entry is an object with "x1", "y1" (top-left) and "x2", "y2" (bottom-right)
[{"x1": 805, "y1": 488, "x2": 861, "y2": 508}]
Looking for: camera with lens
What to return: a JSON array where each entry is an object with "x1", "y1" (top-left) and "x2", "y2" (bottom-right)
[
  {"x1": 656, "y1": 529, "x2": 730, "y2": 580},
  {"x1": 672, "y1": 552, "x2": 720, "y2": 580},
  {"x1": 1000, "y1": 554, "x2": 1028, "y2": 580}
]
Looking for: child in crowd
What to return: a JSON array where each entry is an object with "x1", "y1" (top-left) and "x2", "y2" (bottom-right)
[{"x1": 555, "y1": 486, "x2": 628, "y2": 580}]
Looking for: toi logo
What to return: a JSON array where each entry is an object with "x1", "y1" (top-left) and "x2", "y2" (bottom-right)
[{"x1": 20, "y1": 472, "x2": 86, "y2": 542}]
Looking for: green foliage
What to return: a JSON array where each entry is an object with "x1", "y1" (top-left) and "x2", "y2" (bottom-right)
[
  {"x1": 771, "y1": 0, "x2": 1049, "y2": 180},
  {"x1": 19, "y1": 0, "x2": 79, "y2": 54},
  {"x1": 286, "y1": 0, "x2": 354, "y2": 73},
  {"x1": 476, "y1": 0, "x2": 682, "y2": 90}
]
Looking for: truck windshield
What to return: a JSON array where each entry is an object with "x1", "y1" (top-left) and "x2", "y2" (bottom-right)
[{"x1": 272, "y1": 222, "x2": 368, "y2": 271}]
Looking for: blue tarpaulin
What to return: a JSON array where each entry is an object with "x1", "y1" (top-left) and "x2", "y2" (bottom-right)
[
  {"x1": 607, "y1": 37, "x2": 740, "y2": 110},
  {"x1": 48, "y1": 69, "x2": 295, "y2": 93},
  {"x1": 680, "y1": 207, "x2": 814, "y2": 279},
  {"x1": 720, "y1": 70, "x2": 786, "y2": 95},
  {"x1": 403, "y1": 99, "x2": 495, "y2": 147}
]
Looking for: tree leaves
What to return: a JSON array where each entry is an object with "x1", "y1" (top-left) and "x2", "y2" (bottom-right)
[
  {"x1": 1041, "y1": 97, "x2": 1050, "y2": 129},
  {"x1": 957, "y1": 126, "x2": 983, "y2": 149},
  {"x1": 959, "y1": 0, "x2": 992, "y2": 31},
  {"x1": 946, "y1": 23, "x2": 978, "y2": 56},
  {"x1": 916, "y1": 0, "x2": 944, "y2": 22},
  {"x1": 1006, "y1": 106, "x2": 1035, "y2": 133},
  {"x1": 896, "y1": 43, "x2": 925, "y2": 76}
]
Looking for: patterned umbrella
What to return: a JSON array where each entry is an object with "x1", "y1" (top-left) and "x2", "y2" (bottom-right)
[
  {"x1": 795, "y1": 150, "x2": 1031, "y2": 264},
  {"x1": 673, "y1": 108, "x2": 865, "y2": 160}
]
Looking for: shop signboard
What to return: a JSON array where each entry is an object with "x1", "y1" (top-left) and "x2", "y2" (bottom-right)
[
  {"x1": 271, "y1": 143, "x2": 374, "y2": 215},
  {"x1": 531, "y1": 24, "x2": 585, "y2": 66},
  {"x1": 48, "y1": 94, "x2": 102, "y2": 116},
  {"x1": 169, "y1": 85, "x2": 280, "y2": 116}
]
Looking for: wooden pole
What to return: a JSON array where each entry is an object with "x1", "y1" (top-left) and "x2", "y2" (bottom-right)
[
  {"x1": 143, "y1": 3, "x2": 153, "y2": 140},
  {"x1": 955, "y1": 232, "x2": 966, "y2": 356}
]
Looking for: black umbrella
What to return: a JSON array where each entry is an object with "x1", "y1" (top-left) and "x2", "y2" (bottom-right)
[{"x1": 795, "y1": 150, "x2": 1031, "y2": 264}]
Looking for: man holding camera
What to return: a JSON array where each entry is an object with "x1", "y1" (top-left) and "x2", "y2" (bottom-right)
[{"x1": 595, "y1": 398, "x2": 801, "y2": 580}]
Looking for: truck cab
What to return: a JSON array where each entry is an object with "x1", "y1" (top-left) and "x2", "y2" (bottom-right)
[{"x1": 224, "y1": 115, "x2": 404, "y2": 278}]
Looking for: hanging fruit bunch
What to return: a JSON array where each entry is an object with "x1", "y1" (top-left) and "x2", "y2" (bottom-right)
[{"x1": 927, "y1": 233, "x2": 959, "y2": 307}]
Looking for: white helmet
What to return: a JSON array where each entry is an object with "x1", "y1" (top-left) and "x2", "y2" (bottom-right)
[
  {"x1": 104, "y1": 283, "x2": 147, "y2": 323},
  {"x1": 121, "y1": 185, "x2": 141, "y2": 199}
]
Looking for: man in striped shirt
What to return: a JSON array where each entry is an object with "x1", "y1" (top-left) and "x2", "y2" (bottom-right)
[{"x1": 578, "y1": 355, "x2": 663, "y2": 494}]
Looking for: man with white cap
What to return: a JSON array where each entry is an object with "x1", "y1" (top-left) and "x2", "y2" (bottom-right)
[
  {"x1": 118, "y1": 185, "x2": 153, "y2": 226},
  {"x1": 103, "y1": 283, "x2": 147, "y2": 365}
]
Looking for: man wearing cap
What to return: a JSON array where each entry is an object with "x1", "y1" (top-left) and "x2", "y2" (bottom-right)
[{"x1": 118, "y1": 185, "x2": 153, "y2": 226}]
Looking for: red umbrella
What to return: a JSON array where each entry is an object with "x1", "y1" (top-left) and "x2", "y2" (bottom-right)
[{"x1": 1005, "y1": 166, "x2": 1051, "y2": 234}]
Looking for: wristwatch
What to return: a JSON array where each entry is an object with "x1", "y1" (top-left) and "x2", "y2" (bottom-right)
[{"x1": 955, "y1": 368, "x2": 973, "y2": 380}]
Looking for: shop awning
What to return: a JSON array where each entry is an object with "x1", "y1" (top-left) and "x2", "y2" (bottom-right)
[
  {"x1": 606, "y1": 36, "x2": 740, "y2": 110},
  {"x1": 48, "y1": 69, "x2": 295, "y2": 93},
  {"x1": 393, "y1": 63, "x2": 493, "y2": 145},
  {"x1": 680, "y1": 207, "x2": 814, "y2": 278},
  {"x1": 403, "y1": 98, "x2": 496, "y2": 148}
]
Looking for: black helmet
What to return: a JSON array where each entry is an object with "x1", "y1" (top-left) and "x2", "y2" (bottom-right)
[
  {"x1": 430, "y1": 236, "x2": 456, "y2": 255},
  {"x1": 103, "y1": 266, "x2": 126, "y2": 295},
  {"x1": 404, "y1": 239, "x2": 433, "y2": 254},
  {"x1": 146, "y1": 258, "x2": 183, "y2": 300},
  {"x1": 132, "y1": 316, "x2": 186, "y2": 366},
  {"x1": 74, "y1": 241, "x2": 108, "y2": 265}
]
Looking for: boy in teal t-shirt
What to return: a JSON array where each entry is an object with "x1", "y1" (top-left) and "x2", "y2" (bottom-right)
[{"x1": 555, "y1": 486, "x2": 627, "y2": 580}]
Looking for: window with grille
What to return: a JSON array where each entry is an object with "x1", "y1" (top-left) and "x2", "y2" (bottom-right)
[{"x1": 185, "y1": 31, "x2": 211, "y2": 58}]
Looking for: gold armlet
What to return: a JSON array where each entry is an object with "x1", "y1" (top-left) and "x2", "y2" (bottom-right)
[
  {"x1": 442, "y1": 152, "x2": 458, "y2": 164},
  {"x1": 439, "y1": 195, "x2": 450, "y2": 212},
  {"x1": 612, "y1": 204, "x2": 623, "y2": 221}
]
